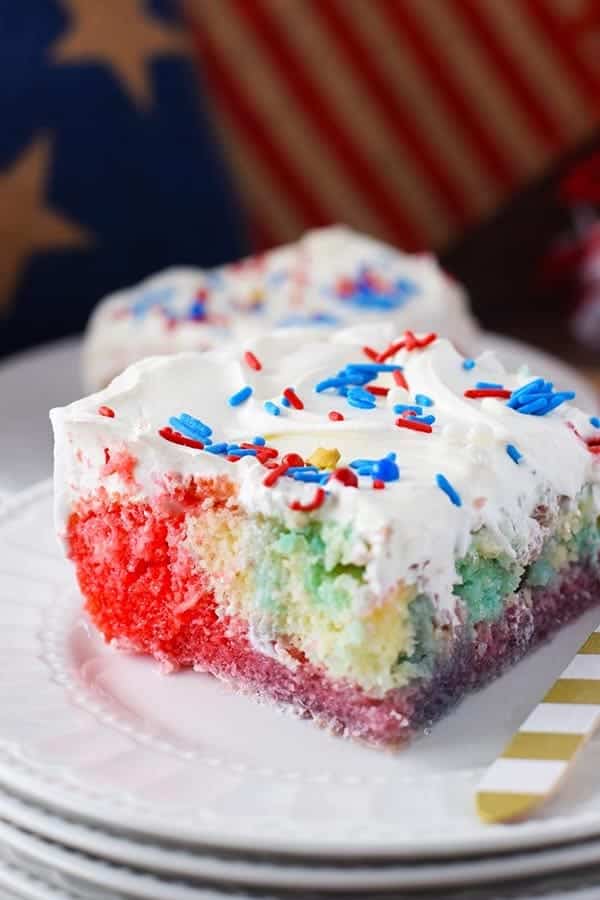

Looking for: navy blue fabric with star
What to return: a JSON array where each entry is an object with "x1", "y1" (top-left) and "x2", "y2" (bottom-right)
[{"x1": 0, "y1": 0, "x2": 248, "y2": 358}]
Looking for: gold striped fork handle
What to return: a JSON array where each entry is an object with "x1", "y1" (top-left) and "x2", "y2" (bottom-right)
[{"x1": 476, "y1": 629, "x2": 600, "y2": 824}]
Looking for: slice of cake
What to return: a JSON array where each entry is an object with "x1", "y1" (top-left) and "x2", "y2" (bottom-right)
[
  {"x1": 52, "y1": 330, "x2": 600, "y2": 747},
  {"x1": 82, "y1": 225, "x2": 477, "y2": 390}
]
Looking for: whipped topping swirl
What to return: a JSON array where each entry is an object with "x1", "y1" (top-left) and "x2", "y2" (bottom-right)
[{"x1": 82, "y1": 225, "x2": 477, "y2": 390}]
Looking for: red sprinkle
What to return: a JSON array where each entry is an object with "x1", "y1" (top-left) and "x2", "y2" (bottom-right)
[
  {"x1": 244, "y1": 350, "x2": 262, "y2": 371},
  {"x1": 588, "y1": 444, "x2": 600, "y2": 455},
  {"x1": 377, "y1": 339, "x2": 405, "y2": 363},
  {"x1": 363, "y1": 345, "x2": 378, "y2": 361},
  {"x1": 289, "y1": 487, "x2": 326, "y2": 512},
  {"x1": 158, "y1": 427, "x2": 204, "y2": 450},
  {"x1": 395, "y1": 417, "x2": 432, "y2": 433},
  {"x1": 103, "y1": 448, "x2": 110, "y2": 464},
  {"x1": 226, "y1": 454, "x2": 241, "y2": 462},
  {"x1": 366, "y1": 385, "x2": 389, "y2": 396},
  {"x1": 283, "y1": 387, "x2": 304, "y2": 410},
  {"x1": 464, "y1": 389, "x2": 512, "y2": 400},
  {"x1": 282, "y1": 453, "x2": 304, "y2": 467},
  {"x1": 98, "y1": 405, "x2": 115, "y2": 418},
  {"x1": 241, "y1": 442, "x2": 278, "y2": 458},
  {"x1": 372, "y1": 479, "x2": 385, "y2": 489},
  {"x1": 331, "y1": 467, "x2": 358, "y2": 487},
  {"x1": 393, "y1": 370, "x2": 409, "y2": 390},
  {"x1": 328, "y1": 410, "x2": 344, "y2": 421},
  {"x1": 263, "y1": 461, "x2": 290, "y2": 487}
]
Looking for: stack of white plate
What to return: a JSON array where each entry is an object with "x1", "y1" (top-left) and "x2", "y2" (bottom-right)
[{"x1": 0, "y1": 338, "x2": 600, "y2": 899}]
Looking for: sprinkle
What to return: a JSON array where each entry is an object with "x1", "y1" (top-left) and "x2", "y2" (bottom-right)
[
  {"x1": 226, "y1": 455, "x2": 241, "y2": 462},
  {"x1": 393, "y1": 370, "x2": 409, "y2": 390},
  {"x1": 203, "y1": 442, "x2": 228, "y2": 454},
  {"x1": 283, "y1": 387, "x2": 304, "y2": 410},
  {"x1": 287, "y1": 466, "x2": 318, "y2": 476},
  {"x1": 229, "y1": 385, "x2": 253, "y2": 407},
  {"x1": 253, "y1": 436, "x2": 266, "y2": 445},
  {"x1": 264, "y1": 401, "x2": 280, "y2": 416},
  {"x1": 316, "y1": 377, "x2": 346, "y2": 393},
  {"x1": 98, "y1": 405, "x2": 115, "y2": 418},
  {"x1": 415, "y1": 394, "x2": 433, "y2": 407},
  {"x1": 347, "y1": 389, "x2": 376, "y2": 409},
  {"x1": 159, "y1": 427, "x2": 204, "y2": 450},
  {"x1": 307, "y1": 447, "x2": 341, "y2": 469},
  {"x1": 281, "y1": 395, "x2": 290, "y2": 407},
  {"x1": 349, "y1": 458, "x2": 376, "y2": 470},
  {"x1": 436, "y1": 473, "x2": 462, "y2": 506},
  {"x1": 376, "y1": 339, "x2": 406, "y2": 363},
  {"x1": 331, "y1": 467, "x2": 358, "y2": 487},
  {"x1": 396, "y1": 417, "x2": 432, "y2": 433},
  {"x1": 372, "y1": 479, "x2": 385, "y2": 490},
  {"x1": 366, "y1": 385, "x2": 389, "y2": 396},
  {"x1": 289, "y1": 487, "x2": 326, "y2": 512},
  {"x1": 462, "y1": 359, "x2": 475, "y2": 371},
  {"x1": 244, "y1": 350, "x2": 262, "y2": 371},
  {"x1": 291, "y1": 470, "x2": 324, "y2": 482},
  {"x1": 506, "y1": 444, "x2": 522, "y2": 464},
  {"x1": 372, "y1": 457, "x2": 400, "y2": 482},
  {"x1": 476, "y1": 382, "x2": 503, "y2": 390},
  {"x1": 169, "y1": 413, "x2": 212, "y2": 439},
  {"x1": 590, "y1": 417, "x2": 600, "y2": 428},
  {"x1": 263, "y1": 462, "x2": 290, "y2": 487},
  {"x1": 464, "y1": 389, "x2": 512, "y2": 400},
  {"x1": 404, "y1": 330, "x2": 437, "y2": 351},
  {"x1": 282, "y1": 453, "x2": 305, "y2": 467},
  {"x1": 329, "y1": 410, "x2": 344, "y2": 421},
  {"x1": 394, "y1": 403, "x2": 422, "y2": 416},
  {"x1": 347, "y1": 363, "x2": 404, "y2": 374},
  {"x1": 363, "y1": 346, "x2": 378, "y2": 361},
  {"x1": 241, "y1": 443, "x2": 278, "y2": 458},
  {"x1": 517, "y1": 397, "x2": 551, "y2": 416}
]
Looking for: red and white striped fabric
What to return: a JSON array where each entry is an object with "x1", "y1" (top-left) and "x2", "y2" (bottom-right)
[{"x1": 188, "y1": 0, "x2": 600, "y2": 252}]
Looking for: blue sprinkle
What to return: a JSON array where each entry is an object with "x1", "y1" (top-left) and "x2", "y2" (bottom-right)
[
  {"x1": 506, "y1": 444, "x2": 522, "y2": 464},
  {"x1": 228, "y1": 385, "x2": 253, "y2": 407},
  {"x1": 286, "y1": 466, "x2": 319, "y2": 476},
  {"x1": 169, "y1": 413, "x2": 212, "y2": 440},
  {"x1": 435, "y1": 473, "x2": 462, "y2": 507},
  {"x1": 372, "y1": 458, "x2": 400, "y2": 482},
  {"x1": 281, "y1": 395, "x2": 291, "y2": 407},
  {"x1": 291, "y1": 471, "x2": 323, "y2": 482},
  {"x1": 253, "y1": 436, "x2": 266, "y2": 445},
  {"x1": 347, "y1": 390, "x2": 376, "y2": 409},
  {"x1": 346, "y1": 363, "x2": 404, "y2": 374},
  {"x1": 510, "y1": 379, "x2": 546, "y2": 401},
  {"x1": 516, "y1": 397, "x2": 551, "y2": 416},
  {"x1": 386, "y1": 452, "x2": 397, "y2": 461},
  {"x1": 349, "y1": 458, "x2": 376, "y2": 469},
  {"x1": 462, "y1": 359, "x2": 475, "y2": 371},
  {"x1": 203, "y1": 442, "x2": 228, "y2": 454},
  {"x1": 319, "y1": 473, "x2": 331, "y2": 484},
  {"x1": 415, "y1": 394, "x2": 433, "y2": 407},
  {"x1": 315, "y1": 377, "x2": 345, "y2": 393},
  {"x1": 393, "y1": 404, "x2": 422, "y2": 416},
  {"x1": 225, "y1": 448, "x2": 256, "y2": 457},
  {"x1": 590, "y1": 417, "x2": 600, "y2": 429},
  {"x1": 475, "y1": 382, "x2": 503, "y2": 390},
  {"x1": 357, "y1": 465, "x2": 374, "y2": 476},
  {"x1": 264, "y1": 401, "x2": 280, "y2": 416}
]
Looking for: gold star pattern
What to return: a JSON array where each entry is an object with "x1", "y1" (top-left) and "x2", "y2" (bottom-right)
[
  {"x1": 0, "y1": 135, "x2": 92, "y2": 316},
  {"x1": 51, "y1": 0, "x2": 187, "y2": 110}
]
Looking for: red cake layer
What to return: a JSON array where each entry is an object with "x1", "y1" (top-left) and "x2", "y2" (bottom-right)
[{"x1": 67, "y1": 486, "x2": 600, "y2": 747}]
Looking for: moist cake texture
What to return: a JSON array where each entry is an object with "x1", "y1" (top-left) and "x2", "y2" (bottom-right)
[{"x1": 53, "y1": 330, "x2": 600, "y2": 746}]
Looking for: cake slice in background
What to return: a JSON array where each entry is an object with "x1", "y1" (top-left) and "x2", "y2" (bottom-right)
[
  {"x1": 53, "y1": 329, "x2": 600, "y2": 747},
  {"x1": 82, "y1": 226, "x2": 478, "y2": 390}
]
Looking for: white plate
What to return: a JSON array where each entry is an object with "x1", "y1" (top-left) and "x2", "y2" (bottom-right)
[
  {"x1": 7, "y1": 786, "x2": 600, "y2": 893},
  {"x1": 3, "y1": 483, "x2": 600, "y2": 862},
  {"x1": 0, "y1": 334, "x2": 595, "y2": 495},
  {"x1": 4, "y1": 819, "x2": 600, "y2": 900}
]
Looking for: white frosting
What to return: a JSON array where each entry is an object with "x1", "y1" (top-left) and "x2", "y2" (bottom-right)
[
  {"x1": 53, "y1": 329, "x2": 600, "y2": 623},
  {"x1": 82, "y1": 225, "x2": 477, "y2": 390}
]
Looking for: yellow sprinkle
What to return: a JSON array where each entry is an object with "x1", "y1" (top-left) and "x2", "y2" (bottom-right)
[{"x1": 307, "y1": 447, "x2": 341, "y2": 470}]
